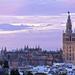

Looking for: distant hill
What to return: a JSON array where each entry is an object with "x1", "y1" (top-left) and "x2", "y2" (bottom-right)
[{"x1": 0, "y1": 24, "x2": 32, "y2": 31}]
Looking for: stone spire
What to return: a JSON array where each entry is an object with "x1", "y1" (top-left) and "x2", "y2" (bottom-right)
[{"x1": 66, "y1": 11, "x2": 72, "y2": 34}]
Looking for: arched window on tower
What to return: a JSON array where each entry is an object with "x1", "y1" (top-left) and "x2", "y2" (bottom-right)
[{"x1": 69, "y1": 36, "x2": 71, "y2": 41}]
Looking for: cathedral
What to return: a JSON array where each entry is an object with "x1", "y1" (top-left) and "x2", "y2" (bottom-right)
[{"x1": 63, "y1": 12, "x2": 75, "y2": 64}]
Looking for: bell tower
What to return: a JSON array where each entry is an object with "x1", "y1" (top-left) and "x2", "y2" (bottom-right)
[
  {"x1": 66, "y1": 11, "x2": 72, "y2": 34},
  {"x1": 63, "y1": 12, "x2": 75, "y2": 64}
]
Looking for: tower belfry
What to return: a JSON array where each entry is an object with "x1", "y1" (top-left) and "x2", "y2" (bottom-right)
[
  {"x1": 63, "y1": 12, "x2": 75, "y2": 64},
  {"x1": 66, "y1": 11, "x2": 72, "y2": 34}
]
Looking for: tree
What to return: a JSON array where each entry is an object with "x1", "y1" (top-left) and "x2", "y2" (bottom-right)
[
  {"x1": 10, "y1": 69, "x2": 20, "y2": 75},
  {"x1": 27, "y1": 71, "x2": 33, "y2": 75},
  {"x1": 3, "y1": 60, "x2": 9, "y2": 68},
  {"x1": 59, "y1": 73, "x2": 67, "y2": 75}
]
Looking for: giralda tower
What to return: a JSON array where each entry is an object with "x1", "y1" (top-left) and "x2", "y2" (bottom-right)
[{"x1": 63, "y1": 12, "x2": 75, "y2": 64}]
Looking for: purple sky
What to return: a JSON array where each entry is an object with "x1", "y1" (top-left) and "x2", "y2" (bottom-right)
[
  {"x1": 0, "y1": 0, "x2": 75, "y2": 50},
  {"x1": 0, "y1": 0, "x2": 75, "y2": 15},
  {"x1": 0, "y1": 30, "x2": 62, "y2": 51}
]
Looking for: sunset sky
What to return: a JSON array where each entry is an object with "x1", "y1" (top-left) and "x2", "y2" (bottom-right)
[{"x1": 0, "y1": 0, "x2": 75, "y2": 50}]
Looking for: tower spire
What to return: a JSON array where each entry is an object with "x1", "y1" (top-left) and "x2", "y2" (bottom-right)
[{"x1": 66, "y1": 11, "x2": 72, "y2": 34}]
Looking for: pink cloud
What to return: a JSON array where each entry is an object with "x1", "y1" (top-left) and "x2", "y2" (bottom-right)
[{"x1": 63, "y1": 0, "x2": 75, "y2": 4}]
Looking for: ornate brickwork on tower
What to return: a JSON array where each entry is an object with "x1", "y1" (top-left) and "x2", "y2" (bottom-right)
[{"x1": 63, "y1": 12, "x2": 75, "y2": 64}]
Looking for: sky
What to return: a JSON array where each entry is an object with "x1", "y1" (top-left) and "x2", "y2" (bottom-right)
[
  {"x1": 0, "y1": 0, "x2": 75, "y2": 50},
  {"x1": 0, "y1": 0, "x2": 75, "y2": 15}
]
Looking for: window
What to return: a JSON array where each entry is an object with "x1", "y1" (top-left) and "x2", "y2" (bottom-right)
[
  {"x1": 69, "y1": 36, "x2": 71, "y2": 41},
  {"x1": 69, "y1": 57, "x2": 71, "y2": 60},
  {"x1": 69, "y1": 53, "x2": 71, "y2": 57},
  {"x1": 65, "y1": 38, "x2": 69, "y2": 41},
  {"x1": 72, "y1": 38, "x2": 75, "y2": 41}
]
